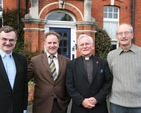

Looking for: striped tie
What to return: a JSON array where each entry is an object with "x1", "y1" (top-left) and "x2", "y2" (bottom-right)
[{"x1": 49, "y1": 55, "x2": 56, "y2": 80}]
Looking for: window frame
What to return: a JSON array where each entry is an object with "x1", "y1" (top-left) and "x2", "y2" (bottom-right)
[{"x1": 103, "y1": 6, "x2": 119, "y2": 50}]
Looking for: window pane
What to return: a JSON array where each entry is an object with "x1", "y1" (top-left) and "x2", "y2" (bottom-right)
[
  {"x1": 47, "y1": 12, "x2": 73, "y2": 21},
  {"x1": 114, "y1": 8, "x2": 118, "y2": 12},
  {"x1": 114, "y1": 14, "x2": 117, "y2": 18},
  {"x1": 63, "y1": 48, "x2": 68, "y2": 54},
  {"x1": 111, "y1": 44, "x2": 117, "y2": 50},
  {"x1": 109, "y1": 7, "x2": 112, "y2": 12},
  {"x1": 63, "y1": 32, "x2": 68, "y2": 38},
  {"x1": 64, "y1": 40, "x2": 68, "y2": 46},
  {"x1": 109, "y1": 13, "x2": 112, "y2": 18},
  {"x1": 104, "y1": 6, "x2": 119, "y2": 19},
  {"x1": 104, "y1": 7, "x2": 107, "y2": 12},
  {"x1": 104, "y1": 13, "x2": 107, "y2": 18},
  {"x1": 104, "y1": 22, "x2": 118, "y2": 39}
]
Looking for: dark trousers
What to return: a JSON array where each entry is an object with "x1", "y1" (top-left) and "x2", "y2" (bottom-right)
[
  {"x1": 110, "y1": 103, "x2": 141, "y2": 113},
  {"x1": 51, "y1": 99, "x2": 67, "y2": 113}
]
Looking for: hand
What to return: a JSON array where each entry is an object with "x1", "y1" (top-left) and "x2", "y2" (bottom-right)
[
  {"x1": 82, "y1": 98, "x2": 95, "y2": 109},
  {"x1": 88, "y1": 97, "x2": 97, "y2": 105}
]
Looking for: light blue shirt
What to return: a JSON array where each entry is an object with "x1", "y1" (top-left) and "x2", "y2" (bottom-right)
[{"x1": 0, "y1": 50, "x2": 16, "y2": 89}]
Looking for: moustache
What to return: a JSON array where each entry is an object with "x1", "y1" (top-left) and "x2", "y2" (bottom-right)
[{"x1": 121, "y1": 37, "x2": 128, "y2": 41}]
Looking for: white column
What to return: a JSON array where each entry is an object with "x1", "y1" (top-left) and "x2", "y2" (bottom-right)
[{"x1": 84, "y1": 0, "x2": 92, "y2": 21}]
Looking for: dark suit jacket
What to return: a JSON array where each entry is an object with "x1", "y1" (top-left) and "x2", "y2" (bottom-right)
[
  {"x1": 66, "y1": 56, "x2": 113, "y2": 113},
  {"x1": 27, "y1": 53, "x2": 70, "y2": 113},
  {"x1": 0, "y1": 52, "x2": 28, "y2": 113}
]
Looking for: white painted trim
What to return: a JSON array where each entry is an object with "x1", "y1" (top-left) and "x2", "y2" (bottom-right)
[
  {"x1": 45, "y1": 18, "x2": 77, "y2": 59},
  {"x1": 39, "y1": 2, "x2": 83, "y2": 20},
  {"x1": 44, "y1": 25, "x2": 77, "y2": 60},
  {"x1": 76, "y1": 30, "x2": 96, "y2": 33},
  {"x1": 111, "y1": 0, "x2": 114, "y2": 5},
  {"x1": 23, "y1": 28, "x2": 45, "y2": 31}
]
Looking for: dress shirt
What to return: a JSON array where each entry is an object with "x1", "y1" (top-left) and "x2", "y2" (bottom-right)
[
  {"x1": 23, "y1": 110, "x2": 27, "y2": 113},
  {"x1": 0, "y1": 50, "x2": 16, "y2": 89}
]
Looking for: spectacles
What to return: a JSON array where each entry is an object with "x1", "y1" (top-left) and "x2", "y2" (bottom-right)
[
  {"x1": 79, "y1": 43, "x2": 92, "y2": 47},
  {"x1": 0, "y1": 37, "x2": 16, "y2": 43},
  {"x1": 117, "y1": 31, "x2": 132, "y2": 36}
]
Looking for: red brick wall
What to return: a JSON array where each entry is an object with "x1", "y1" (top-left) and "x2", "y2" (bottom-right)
[
  {"x1": 3, "y1": 0, "x2": 25, "y2": 9},
  {"x1": 134, "y1": 0, "x2": 141, "y2": 46},
  {"x1": 92, "y1": 0, "x2": 132, "y2": 27},
  {"x1": 4, "y1": 0, "x2": 141, "y2": 52}
]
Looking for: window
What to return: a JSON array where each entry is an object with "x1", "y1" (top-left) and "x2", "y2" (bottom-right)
[
  {"x1": 103, "y1": 6, "x2": 119, "y2": 50},
  {"x1": 47, "y1": 12, "x2": 73, "y2": 21}
]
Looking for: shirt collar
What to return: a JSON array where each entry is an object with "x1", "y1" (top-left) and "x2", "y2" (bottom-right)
[
  {"x1": 82, "y1": 55, "x2": 93, "y2": 60},
  {"x1": 118, "y1": 44, "x2": 136, "y2": 55},
  {"x1": 0, "y1": 50, "x2": 12, "y2": 58},
  {"x1": 46, "y1": 52, "x2": 58, "y2": 58}
]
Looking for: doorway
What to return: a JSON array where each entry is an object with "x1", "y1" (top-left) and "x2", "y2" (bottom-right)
[{"x1": 50, "y1": 28, "x2": 71, "y2": 58}]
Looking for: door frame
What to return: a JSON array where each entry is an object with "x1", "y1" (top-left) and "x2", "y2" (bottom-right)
[{"x1": 45, "y1": 23, "x2": 76, "y2": 60}]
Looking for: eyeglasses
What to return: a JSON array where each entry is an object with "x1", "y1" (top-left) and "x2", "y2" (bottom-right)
[
  {"x1": 0, "y1": 37, "x2": 16, "y2": 43},
  {"x1": 79, "y1": 43, "x2": 92, "y2": 47},
  {"x1": 116, "y1": 31, "x2": 132, "y2": 36}
]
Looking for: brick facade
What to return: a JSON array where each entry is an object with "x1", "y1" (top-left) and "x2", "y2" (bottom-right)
[{"x1": 3, "y1": 0, "x2": 141, "y2": 57}]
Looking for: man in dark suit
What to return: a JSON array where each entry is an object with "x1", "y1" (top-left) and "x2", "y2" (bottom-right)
[
  {"x1": 0, "y1": 26, "x2": 28, "y2": 113},
  {"x1": 66, "y1": 34, "x2": 113, "y2": 113},
  {"x1": 27, "y1": 31, "x2": 70, "y2": 113}
]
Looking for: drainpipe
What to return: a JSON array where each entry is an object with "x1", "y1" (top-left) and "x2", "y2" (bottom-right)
[
  {"x1": 24, "y1": 0, "x2": 28, "y2": 13},
  {"x1": 131, "y1": 0, "x2": 135, "y2": 43},
  {"x1": 17, "y1": 0, "x2": 20, "y2": 37}
]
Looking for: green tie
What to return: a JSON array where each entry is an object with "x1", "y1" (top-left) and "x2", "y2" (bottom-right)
[{"x1": 49, "y1": 55, "x2": 56, "y2": 80}]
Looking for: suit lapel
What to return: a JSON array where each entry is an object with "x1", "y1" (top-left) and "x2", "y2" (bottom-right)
[
  {"x1": 55, "y1": 55, "x2": 65, "y2": 84},
  {"x1": 91, "y1": 56, "x2": 99, "y2": 83},
  {"x1": 41, "y1": 53, "x2": 54, "y2": 84},
  {"x1": 76, "y1": 56, "x2": 99, "y2": 85},
  {"x1": 77, "y1": 56, "x2": 88, "y2": 80},
  {"x1": 0, "y1": 56, "x2": 12, "y2": 89},
  {"x1": 12, "y1": 53, "x2": 20, "y2": 90}
]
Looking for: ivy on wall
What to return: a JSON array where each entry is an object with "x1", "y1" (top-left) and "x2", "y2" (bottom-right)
[
  {"x1": 95, "y1": 27, "x2": 112, "y2": 60},
  {"x1": 3, "y1": 8, "x2": 39, "y2": 64}
]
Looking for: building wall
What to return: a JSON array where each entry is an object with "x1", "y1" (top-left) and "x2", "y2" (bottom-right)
[
  {"x1": 3, "y1": 0, "x2": 141, "y2": 55},
  {"x1": 134, "y1": 0, "x2": 141, "y2": 46},
  {"x1": 3, "y1": 0, "x2": 26, "y2": 9}
]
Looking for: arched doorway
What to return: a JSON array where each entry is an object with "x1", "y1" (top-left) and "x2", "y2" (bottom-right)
[{"x1": 45, "y1": 10, "x2": 76, "y2": 59}]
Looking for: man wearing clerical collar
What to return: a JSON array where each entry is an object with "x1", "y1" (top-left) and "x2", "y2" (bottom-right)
[{"x1": 66, "y1": 34, "x2": 113, "y2": 113}]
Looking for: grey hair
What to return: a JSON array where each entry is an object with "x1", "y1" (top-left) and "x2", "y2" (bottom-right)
[
  {"x1": 117, "y1": 23, "x2": 133, "y2": 33},
  {"x1": 77, "y1": 34, "x2": 93, "y2": 46}
]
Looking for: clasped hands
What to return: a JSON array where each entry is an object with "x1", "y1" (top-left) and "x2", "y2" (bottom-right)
[{"x1": 82, "y1": 97, "x2": 97, "y2": 109}]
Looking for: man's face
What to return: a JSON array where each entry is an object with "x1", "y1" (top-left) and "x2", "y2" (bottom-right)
[
  {"x1": 44, "y1": 34, "x2": 59, "y2": 55},
  {"x1": 116, "y1": 25, "x2": 133, "y2": 46},
  {"x1": 0, "y1": 31, "x2": 17, "y2": 54},
  {"x1": 78, "y1": 37, "x2": 94, "y2": 57}
]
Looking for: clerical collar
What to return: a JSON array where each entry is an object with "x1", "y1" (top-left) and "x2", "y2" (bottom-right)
[
  {"x1": 82, "y1": 55, "x2": 93, "y2": 60},
  {"x1": 85, "y1": 57, "x2": 89, "y2": 60}
]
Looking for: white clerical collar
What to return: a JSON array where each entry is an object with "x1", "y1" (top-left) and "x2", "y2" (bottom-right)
[{"x1": 85, "y1": 57, "x2": 89, "y2": 60}]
